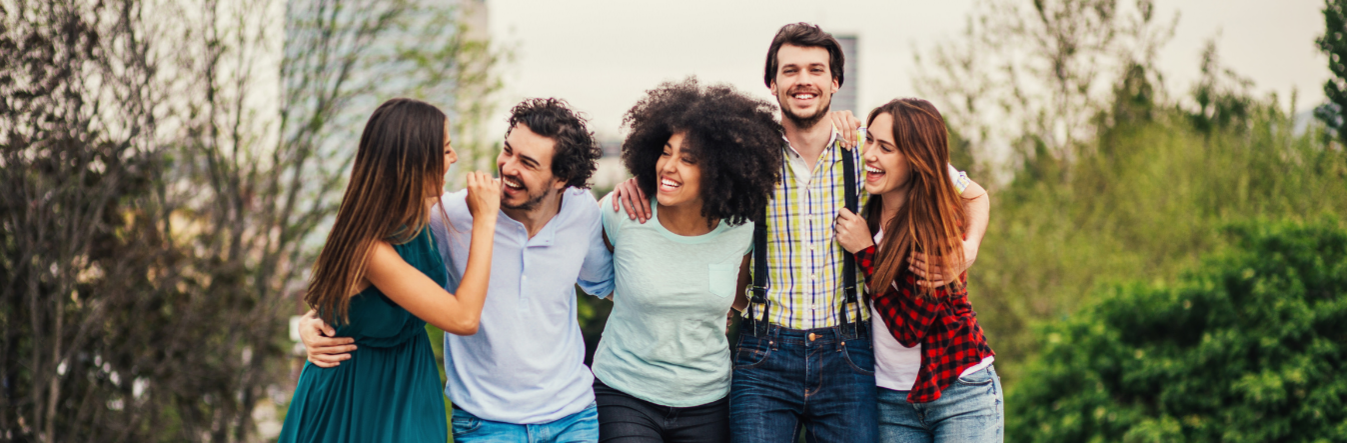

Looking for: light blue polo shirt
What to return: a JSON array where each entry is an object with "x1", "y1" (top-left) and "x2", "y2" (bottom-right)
[{"x1": 429, "y1": 187, "x2": 614, "y2": 424}]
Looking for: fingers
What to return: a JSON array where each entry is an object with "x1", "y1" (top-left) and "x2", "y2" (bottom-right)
[
  {"x1": 616, "y1": 179, "x2": 650, "y2": 223},
  {"x1": 620, "y1": 186, "x2": 639, "y2": 220},
  {"x1": 907, "y1": 253, "x2": 948, "y2": 287},
  {"x1": 636, "y1": 188, "x2": 651, "y2": 221},
  {"x1": 321, "y1": 321, "x2": 336, "y2": 337},
  {"x1": 306, "y1": 347, "x2": 354, "y2": 368}
]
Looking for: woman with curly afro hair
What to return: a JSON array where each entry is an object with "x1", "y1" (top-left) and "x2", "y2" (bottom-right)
[{"x1": 589, "y1": 77, "x2": 782, "y2": 442}]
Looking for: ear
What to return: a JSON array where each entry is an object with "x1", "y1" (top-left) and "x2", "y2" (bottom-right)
[
  {"x1": 830, "y1": 78, "x2": 839, "y2": 94},
  {"x1": 769, "y1": 79, "x2": 778, "y2": 96},
  {"x1": 550, "y1": 176, "x2": 568, "y2": 191}
]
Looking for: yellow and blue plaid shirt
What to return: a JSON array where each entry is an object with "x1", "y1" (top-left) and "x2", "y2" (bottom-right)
[{"x1": 748, "y1": 129, "x2": 970, "y2": 330}]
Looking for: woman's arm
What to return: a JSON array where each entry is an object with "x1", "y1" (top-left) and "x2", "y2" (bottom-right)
[
  {"x1": 732, "y1": 254, "x2": 751, "y2": 312},
  {"x1": 365, "y1": 172, "x2": 499, "y2": 335}
]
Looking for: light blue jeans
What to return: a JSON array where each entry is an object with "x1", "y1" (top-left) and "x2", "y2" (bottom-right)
[
  {"x1": 876, "y1": 364, "x2": 1004, "y2": 443},
  {"x1": 451, "y1": 402, "x2": 599, "y2": 443}
]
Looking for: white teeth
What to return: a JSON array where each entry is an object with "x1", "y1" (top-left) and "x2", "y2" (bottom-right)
[
  {"x1": 865, "y1": 166, "x2": 882, "y2": 174},
  {"x1": 503, "y1": 178, "x2": 523, "y2": 189},
  {"x1": 794, "y1": 94, "x2": 815, "y2": 100},
  {"x1": 660, "y1": 178, "x2": 680, "y2": 188}
]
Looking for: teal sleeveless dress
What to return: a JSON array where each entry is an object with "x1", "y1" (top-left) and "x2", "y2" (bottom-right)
[{"x1": 279, "y1": 226, "x2": 448, "y2": 442}]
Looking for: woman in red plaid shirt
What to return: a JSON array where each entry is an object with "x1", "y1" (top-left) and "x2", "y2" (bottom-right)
[{"x1": 835, "y1": 98, "x2": 1002, "y2": 442}]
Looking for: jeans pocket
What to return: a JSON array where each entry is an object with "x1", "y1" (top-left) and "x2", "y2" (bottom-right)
[
  {"x1": 955, "y1": 365, "x2": 995, "y2": 386},
  {"x1": 450, "y1": 411, "x2": 480, "y2": 435},
  {"x1": 732, "y1": 334, "x2": 772, "y2": 370},
  {"x1": 841, "y1": 339, "x2": 875, "y2": 376}
]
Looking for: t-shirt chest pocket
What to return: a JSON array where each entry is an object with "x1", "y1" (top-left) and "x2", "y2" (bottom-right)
[{"x1": 707, "y1": 258, "x2": 740, "y2": 298}]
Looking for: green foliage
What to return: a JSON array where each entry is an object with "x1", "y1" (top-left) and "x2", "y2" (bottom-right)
[
  {"x1": 968, "y1": 63, "x2": 1347, "y2": 384},
  {"x1": 426, "y1": 324, "x2": 453, "y2": 443},
  {"x1": 1006, "y1": 218, "x2": 1347, "y2": 442}
]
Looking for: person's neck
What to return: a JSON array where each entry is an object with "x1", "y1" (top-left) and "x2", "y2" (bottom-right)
[
  {"x1": 782, "y1": 116, "x2": 835, "y2": 171},
  {"x1": 657, "y1": 200, "x2": 716, "y2": 236},
  {"x1": 879, "y1": 187, "x2": 909, "y2": 229},
  {"x1": 501, "y1": 190, "x2": 564, "y2": 238}
]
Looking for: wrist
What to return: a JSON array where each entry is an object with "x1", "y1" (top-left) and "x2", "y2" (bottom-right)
[{"x1": 472, "y1": 214, "x2": 498, "y2": 227}]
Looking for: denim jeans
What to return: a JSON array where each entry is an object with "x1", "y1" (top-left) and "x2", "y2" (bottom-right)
[
  {"x1": 729, "y1": 323, "x2": 878, "y2": 443},
  {"x1": 876, "y1": 364, "x2": 1003, "y2": 443},
  {"x1": 452, "y1": 402, "x2": 599, "y2": 443},
  {"x1": 593, "y1": 379, "x2": 729, "y2": 443}
]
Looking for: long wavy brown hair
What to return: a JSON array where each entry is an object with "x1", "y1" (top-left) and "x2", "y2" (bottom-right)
[
  {"x1": 863, "y1": 98, "x2": 967, "y2": 300},
  {"x1": 306, "y1": 98, "x2": 448, "y2": 324}
]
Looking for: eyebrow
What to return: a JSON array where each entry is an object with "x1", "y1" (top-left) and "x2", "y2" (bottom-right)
[
  {"x1": 782, "y1": 62, "x2": 827, "y2": 70},
  {"x1": 503, "y1": 140, "x2": 540, "y2": 168}
]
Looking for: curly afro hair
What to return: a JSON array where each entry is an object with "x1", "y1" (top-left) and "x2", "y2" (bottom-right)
[
  {"x1": 621, "y1": 77, "x2": 783, "y2": 227},
  {"x1": 505, "y1": 98, "x2": 602, "y2": 189}
]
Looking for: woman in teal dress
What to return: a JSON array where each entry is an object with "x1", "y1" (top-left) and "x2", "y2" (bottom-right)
[{"x1": 279, "y1": 98, "x2": 501, "y2": 442}]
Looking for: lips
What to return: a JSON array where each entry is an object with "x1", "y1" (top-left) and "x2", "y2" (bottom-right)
[
  {"x1": 659, "y1": 177, "x2": 681, "y2": 193},
  {"x1": 788, "y1": 87, "x2": 821, "y2": 105},
  {"x1": 864, "y1": 164, "x2": 884, "y2": 182},
  {"x1": 502, "y1": 176, "x2": 525, "y2": 195}
]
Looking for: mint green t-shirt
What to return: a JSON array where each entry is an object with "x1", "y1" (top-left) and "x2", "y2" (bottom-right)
[{"x1": 592, "y1": 194, "x2": 754, "y2": 407}]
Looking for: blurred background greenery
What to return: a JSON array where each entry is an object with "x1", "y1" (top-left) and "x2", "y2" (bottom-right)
[{"x1": 3, "y1": 0, "x2": 1345, "y2": 441}]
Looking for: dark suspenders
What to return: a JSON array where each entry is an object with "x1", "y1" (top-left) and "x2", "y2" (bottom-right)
[{"x1": 746, "y1": 143, "x2": 863, "y2": 337}]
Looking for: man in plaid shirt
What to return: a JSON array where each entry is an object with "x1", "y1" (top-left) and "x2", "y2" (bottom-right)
[{"x1": 613, "y1": 23, "x2": 990, "y2": 442}]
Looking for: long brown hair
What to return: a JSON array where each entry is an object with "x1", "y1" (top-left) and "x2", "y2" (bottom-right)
[
  {"x1": 306, "y1": 98, "x2": 448, "y2": 324},
  {"x1": 864, "y1": 98, "x2": 967, "y2": 300}
]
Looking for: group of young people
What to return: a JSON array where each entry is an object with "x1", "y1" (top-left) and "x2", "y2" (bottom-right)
[{"x1": 279, "y1": 23, "x2": 1002, "y2": 443}]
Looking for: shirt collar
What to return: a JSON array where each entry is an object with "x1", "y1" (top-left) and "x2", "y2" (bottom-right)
[{"x1": 782, "y1": 123, "x2": 843, "y2": 159}]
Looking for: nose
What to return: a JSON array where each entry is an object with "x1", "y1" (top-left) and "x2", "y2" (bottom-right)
[
  {"x1": 659, "y1": 157, "x2": 678, "y2": 176},
  {"x1": 863, "y1": 143, "x2": 878, "y2": 162}
]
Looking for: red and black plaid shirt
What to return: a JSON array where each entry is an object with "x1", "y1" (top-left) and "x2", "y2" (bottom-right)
[{"x1": 855, "y1": 246, "x2": 995, "y2": 403}]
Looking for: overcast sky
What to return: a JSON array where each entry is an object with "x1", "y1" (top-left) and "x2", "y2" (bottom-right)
[{"x1": 482, "y1": 0, "x2": 1328, "y2": 139}]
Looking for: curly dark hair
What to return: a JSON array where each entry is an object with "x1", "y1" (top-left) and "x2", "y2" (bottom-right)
[
  {"x1": 505, "y1": 98, "x2": 601, "y2": 189},
  {"x1": 621, "y1": 77, "x2": 783, "y2": 227}
]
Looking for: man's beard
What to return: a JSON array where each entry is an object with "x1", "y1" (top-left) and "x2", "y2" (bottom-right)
[
  {"x1": 502, "y1": 183, "x2": 552, "y2": 212},
  {"x1": 780, "y1": 91, "x2": 830, "y2": 130}
]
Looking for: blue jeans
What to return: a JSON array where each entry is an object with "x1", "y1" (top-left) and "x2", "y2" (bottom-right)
[
  {"x1": 729, "y1": 324, "x2": 878, "y2": 443},
  {"x1": 876, "y1": 364, "x2": 1004, "y2": 443},
  {"x1": 452, "y1": 402, "x2": 599, "y2": 443}
]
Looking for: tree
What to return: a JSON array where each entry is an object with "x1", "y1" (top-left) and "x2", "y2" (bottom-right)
[
  {"x1": 0, "y1": 1, "x2": 166, "y2": 440},
  {"x1": 1317, "y1": 0, "x2": 1347, "y2": 146},
  {"x1": 914, "y1": 0, "x2": 1176, "y2": 176},
  {"x1": 1007, "y1": 218, "x2": 1347, "y2": 442},
  {"x1": 0, "y1": 0, "x2": 504, "y2": 440}
]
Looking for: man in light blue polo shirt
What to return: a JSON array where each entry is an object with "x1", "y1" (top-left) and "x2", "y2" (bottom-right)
[{"x1": 299, "y1": 98, "x2": 613, "y2": 442}]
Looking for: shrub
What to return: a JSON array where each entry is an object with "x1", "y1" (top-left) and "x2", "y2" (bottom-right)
[{"x1": 1008, "y1": 217, "x2": 1347, "y2": 442}]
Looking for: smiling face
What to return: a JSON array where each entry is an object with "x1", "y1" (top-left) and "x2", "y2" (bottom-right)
[
  {"x1": 654, "y1": 131, "x2": 703, "y2": 210},
  {"x1": 862, "y1": 112, "x2": 912, "y2": 196},
  {"x1": 497, "y1": 123, "x2": 565, "y2": 211},
  {"x1": 769, "y1": 44, "x2": 838, "y2": 129}
]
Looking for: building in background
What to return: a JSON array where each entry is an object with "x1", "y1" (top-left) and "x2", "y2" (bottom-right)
[{"x1": 834, "y1": 35, "x2": 858, "y2": 116}]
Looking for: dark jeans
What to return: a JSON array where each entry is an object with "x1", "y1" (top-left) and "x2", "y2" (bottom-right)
[
  {"x1": 593, "y1": 379, "x2": 730, "y2": 443},
  {"x1": 729, "y1": 323, "x2": 878, "y2": 443}
]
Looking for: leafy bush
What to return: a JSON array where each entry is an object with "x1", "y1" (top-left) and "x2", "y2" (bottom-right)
[{"x1": 1007, "y1": 217, "x2": 1347, "y2": 442}]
